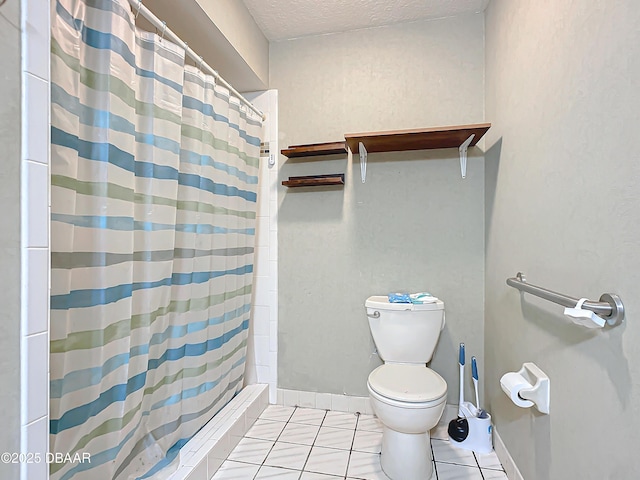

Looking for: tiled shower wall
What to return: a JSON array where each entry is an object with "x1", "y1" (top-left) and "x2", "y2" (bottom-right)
[
  {"x1": 245, "y1": 90, "x2": 279, "y2": 404},
  {"x1": 20, "y1": 1, "x2": 51, "y2": 480}
]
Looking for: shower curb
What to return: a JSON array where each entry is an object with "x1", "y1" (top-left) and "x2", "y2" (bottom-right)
[{"x1": 169, "y1": 384, "x2": 269, "y2": 480}]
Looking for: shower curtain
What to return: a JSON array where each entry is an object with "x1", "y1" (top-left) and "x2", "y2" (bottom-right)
[{"x1": 49, "y1": 0, "x2": 261, "y2": 478}]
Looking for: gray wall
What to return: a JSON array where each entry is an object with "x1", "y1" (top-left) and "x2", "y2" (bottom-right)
[
  {"x1": 485, "y1": 1, "x2": 640, "y2": 478},
  {"x1": 0, "y1": 0, "x2": 22, "y2": 477},
  {"x1": 271, "y1": 15, "x2": 486, "y2": 400}
]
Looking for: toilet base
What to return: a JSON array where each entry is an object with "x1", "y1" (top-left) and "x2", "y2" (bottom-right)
[{"x1": 380, "y1": 427, "x2": 434, "y2": 480}]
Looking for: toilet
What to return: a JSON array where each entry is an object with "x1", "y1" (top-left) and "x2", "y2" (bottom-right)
[{"x1": 365, "y1": 295, "x2": 448, "y2": 480}]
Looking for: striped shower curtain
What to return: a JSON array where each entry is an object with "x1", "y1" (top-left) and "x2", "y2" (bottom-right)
[{"x1": 50, "y1": 0, "x2": 261, "y2": 478}]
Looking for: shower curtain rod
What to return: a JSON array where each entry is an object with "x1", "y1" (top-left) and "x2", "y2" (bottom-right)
[{"x1": 128, "y1": 0, "x2": 265, "y2": 121}]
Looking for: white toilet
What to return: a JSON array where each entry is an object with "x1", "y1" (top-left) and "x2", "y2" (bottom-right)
[{"x1": 365, "y1": 295, "x2": 448, "y2": 480}]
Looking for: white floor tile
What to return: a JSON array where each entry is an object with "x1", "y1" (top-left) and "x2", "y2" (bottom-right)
[
  {"x1": 304, "y1": 446, "x2": 350, "y2": 477},
  {"x1": 352, "y1": 429, "x2": 382, "y2": 454},
  {"x1": 227, "y1": 437, "x2": 274, "y2": 464},
  {"x1": 290, "y1": 407, "x2": 327, "y2": 426},
  {"x1": 435, "y1": 462, "x2": 483, "y2": 479},
  {"x1": 481, "y1": 468, "x2": 510, "y2": 479},
  {"x1": 246, "y1": 419, "x2": 287, "y2": 441},
  {"x1": 346, "y1": 451, "x2": 390, "y2": 480},
  {"x1": 260, "y1": 405, "x2": 296, "y2": 422},
  {"x1": 356, "y1": 415, "x2": 383, "y2": 433},
  {"x1": 322, "y1": 411, "x2": 358, "y2": 430},
  {"x1": 265, "y1": 442, "x2": 311, "y2": 470},
  {"x1": 255, "y1": 465, "x2": 302, "y2": 479},
  {"x1": 226, "y1": 405, "x2": 492, "y2": 480},
  {"x1": 279, "y1": 422, "x2": 321, "y2": 445},
  {"x1": 315, "y1": 426, "x2": 355, "y2": 450},
  {"x1": 431, "y1": 439, "x2": 477, "y2": 467},
  {"x1": 474, "y1": 450, "x2": 503, "y2": 470},
  {"x1": 211, "y1": 460, "x2": 260, "y2": 479},
  {"x1": 300, "y1": 472, "x2": 343, "y2": 480}
]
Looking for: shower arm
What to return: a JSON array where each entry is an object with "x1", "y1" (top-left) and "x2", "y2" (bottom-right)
[{"x1": 506, "y1": 272, "x2": 624, "y2": 326}]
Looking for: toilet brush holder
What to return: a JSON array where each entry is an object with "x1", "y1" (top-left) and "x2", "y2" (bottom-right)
[{"x1": 450, "y1": 412, "x2": 493, "y2": 454}]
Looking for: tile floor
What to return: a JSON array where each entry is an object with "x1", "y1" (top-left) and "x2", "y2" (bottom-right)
[{"x1": 212, "y1": 405, "x2": 509, "y2": 480}]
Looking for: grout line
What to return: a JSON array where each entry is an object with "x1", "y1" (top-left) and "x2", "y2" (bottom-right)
[
  {"x1": 343, "y1": 412, "x2": 361, "y2": 480},
  {"x1": 349, "y1": 412, "x2": 360, "y2": 451},
  {"x1": 299, "y1": 409, "x2": 327, "y2": 474},
  {"x1": 227, "y1": 406, "x2": 292, "y2": 480},
  {"x1": 474, "y1": 451, "x2": 487, "y2": 480},
  {"x1": 431, "y1": 441, "x2": 439, "y2": 480},
  {"x1": 252, "y1": 406, "x2": 299, "y2": 479}
]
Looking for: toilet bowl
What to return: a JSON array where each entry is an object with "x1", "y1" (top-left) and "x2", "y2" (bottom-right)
[
  {"x1": 365, "y1": 296, "x2": 448, "y2": 480},
  {"x1": 367, "y1": 364, "x2": 447, "y2": 480}
]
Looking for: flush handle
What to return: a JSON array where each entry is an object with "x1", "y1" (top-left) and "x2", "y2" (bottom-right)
[{"x1": 367, "y1": 311, "x2": 380, "y2": 319}]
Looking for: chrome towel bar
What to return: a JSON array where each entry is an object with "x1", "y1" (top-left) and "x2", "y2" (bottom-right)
[{"x1": 506, "y1": 272, "x2": 624, "y2": 326}]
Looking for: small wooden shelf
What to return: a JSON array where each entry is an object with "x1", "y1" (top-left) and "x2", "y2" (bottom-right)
[
  {"x1": 281, "y1": 141, "x2": 347, "y2": 158},
  {"x1": 345, "y1": 123, "x2": 491, "y2": 153},
  {"x1": 282, "y1": 174, "x2": 345, "y2": 188}
]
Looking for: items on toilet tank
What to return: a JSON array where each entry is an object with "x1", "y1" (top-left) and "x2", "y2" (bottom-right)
[
  {"x1": 387, "y1": 292, "x2": 436, "y2": 304},
  {"x1": 448, "y1": 343, "x2": 493, "y2": 454}
]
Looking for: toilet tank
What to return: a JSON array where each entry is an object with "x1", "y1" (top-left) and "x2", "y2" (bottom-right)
[{"x1": 365, "y1": 295, "x2": 445, "y2": 364}]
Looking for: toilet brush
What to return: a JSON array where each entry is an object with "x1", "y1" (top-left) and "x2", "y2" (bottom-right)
[
  {"x1": 472, "y1": 356, "x2": 480, "y2": 410},
  {"x1": 458, "y1": 345, "x2": 477, "y2": 418},
  {"x1": 458, "y1": 343, "x2": 465, "y2": 417},
  {"x1": 472, "y1": 356, "x2": 489, "y2": 419},
  {"x1": 448, "y1": 343, "x2": 469, "y2": 442}
]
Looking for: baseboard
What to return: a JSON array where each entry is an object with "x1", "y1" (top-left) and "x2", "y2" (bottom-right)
[
  {"x1": 276, "y1": 388, "x2": 375, "y2": 414},
  {"x1": 493, "y1": 425, "x2": 524, "y2": 480}
]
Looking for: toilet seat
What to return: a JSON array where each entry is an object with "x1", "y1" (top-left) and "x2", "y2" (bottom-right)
[{"x1": 368, "y1": 364, "x2": 447, "y2": 403}]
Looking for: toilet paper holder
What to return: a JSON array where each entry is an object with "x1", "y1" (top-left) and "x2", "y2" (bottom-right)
[{"x1": 500, "y1": 362, "x2": 550, "y2": 414}]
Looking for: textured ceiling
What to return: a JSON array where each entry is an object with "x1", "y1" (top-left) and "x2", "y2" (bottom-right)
[{"x1": 242, "y1": 0, "x2": 490, "y2": 41}]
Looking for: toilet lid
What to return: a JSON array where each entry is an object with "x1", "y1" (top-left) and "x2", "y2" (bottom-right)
[{"x1": 368, "y1": 364, "x2": 447, "y2": 403}]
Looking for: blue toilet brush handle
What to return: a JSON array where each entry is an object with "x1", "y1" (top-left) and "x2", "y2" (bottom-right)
[
  {"x1": 458, "y1": 344, "x2": 465, "y2": 417},
  {"x1": 472, "y1": 356, "x2": 478, "y2": 380},
  {"x1": 472, "y1": 356, "x2": 480, "y2": 412}
]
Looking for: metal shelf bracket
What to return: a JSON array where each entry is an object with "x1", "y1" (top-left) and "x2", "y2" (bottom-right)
[
  {"x1": 359, "y1": 142, "x2": 367, "y2": 183},
  {"x1": 459, "y1": 134, "x2": 475, "y2": 179}
]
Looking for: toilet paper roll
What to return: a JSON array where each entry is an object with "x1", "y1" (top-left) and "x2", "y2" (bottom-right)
[{"x1": 500, "y1": 372, "x2": 534, "y2": 408}]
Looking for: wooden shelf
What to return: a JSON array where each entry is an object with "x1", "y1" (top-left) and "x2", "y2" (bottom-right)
[
  {"x1": 280, "y1": 123, "x2": 491, "y2": 184},
  {"x1": 281, "y1": 141, "x2": 347, "y2": 158},
  {"x1": 282, "y1": 174, "x2": 345, "y2": 188},
  {"x1": 344, "y1": 123, "x2": 491, "y2": 153}
]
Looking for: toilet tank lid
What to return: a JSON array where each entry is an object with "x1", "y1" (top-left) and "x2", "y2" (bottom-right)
[
  {"x1": 368, "y1": 364, "x2": 447, "y2": 403},
  {"x1": 365, "y1": 295, "x2": 444, "y2": 311}
]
